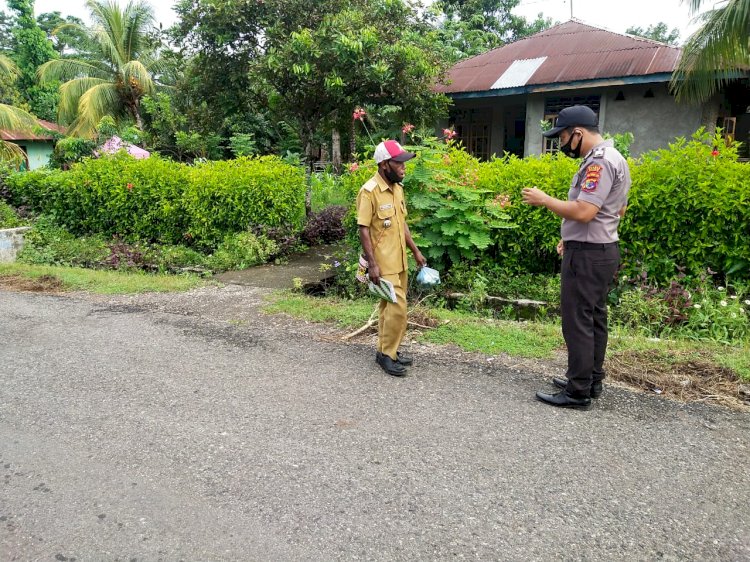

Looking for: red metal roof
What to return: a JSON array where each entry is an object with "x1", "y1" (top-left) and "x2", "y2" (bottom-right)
[
  {"x1": 0, "y1": 119, "x2": 66, "y2": 141},
  {"x1": 436, "y1": 20, "x2": 682, "y2": 94}
]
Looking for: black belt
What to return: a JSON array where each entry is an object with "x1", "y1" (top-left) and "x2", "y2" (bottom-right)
[{"x1": 563, "y1": 241, "x2": 618, "y2": 250}]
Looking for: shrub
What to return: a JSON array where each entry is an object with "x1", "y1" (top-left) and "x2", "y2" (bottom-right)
[
  {"x1": 206, "y1": 231, "x2": 279, "y2": 272},
  {"x1": 18, "y1": 217, "x2": 110, "y2": 267},
  {"x1": 0, "y1": 200, "x2": 25, "y2": 228},
  {"x1": 5, "y1": 154, "x2": 307, "y2": 250},
  {"x1": 184, "y1": 156, "x2": 306, "y2": 248},
  {"x1": 311, "y1": 171, "x2": 350, "y2": 210},
  {"x1": 49, "y1": 136, "x2": 97, "y2": 169},
  {"x1": 621, "y1": 130, "x2": 750, "y2": 282},
  {"x1": 302, "y1": 205, "x2": 347, "y2": 245},
  {"x1": 144, "y1": 244, "x2": 208, "y2": 272}
]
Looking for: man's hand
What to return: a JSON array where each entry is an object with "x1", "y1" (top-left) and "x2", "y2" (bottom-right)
[
  {"x1": 414, "y1": 249, "x2": 427, "y2": 268},
  {"x1": 556, "y1": 239, "x2": 564, "y2": 256},
  {"x1": 521, "y1": 187, "x2": 549, "y2": 207},
  {"x1": 368, "y1": 263, "x2": 381, "y2": 285}
]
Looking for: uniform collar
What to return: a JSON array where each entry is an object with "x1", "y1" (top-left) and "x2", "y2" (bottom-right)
[
  {"x1": 374, "y1": 171, "x2": 399, "y2": 192},
  {"x1": 583, "y1": 139, "x2": 614, "y2": 160}
]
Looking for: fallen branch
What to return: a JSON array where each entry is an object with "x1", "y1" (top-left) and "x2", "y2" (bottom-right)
[{"x1": 342, "y1": 303, "x2": 379, "y2": 340}]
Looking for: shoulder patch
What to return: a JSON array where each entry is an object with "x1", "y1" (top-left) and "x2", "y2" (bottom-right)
[
  {"x1": 362, "y1": 179, "x2": 377, "y2": 192},
  {"x1": 593, "y1": 147, "x2": 606, "y2": 158},
  {"x1": 582, "y1": 164, "x2": 602, "y2": 193}
]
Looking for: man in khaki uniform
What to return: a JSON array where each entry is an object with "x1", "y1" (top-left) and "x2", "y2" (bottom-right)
[{"x1": 357, "y1": 140, "x2": 426, "y2": 376}]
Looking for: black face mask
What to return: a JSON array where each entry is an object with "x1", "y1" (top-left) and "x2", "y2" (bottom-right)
[
  {"x1": 560, "y1": 131, "x2": 582, "y2": 158},
  {"x1": 384, "y1": 163, "x2": 402, "y2": 184}
]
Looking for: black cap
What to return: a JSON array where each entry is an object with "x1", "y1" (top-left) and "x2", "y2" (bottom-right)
[{"x1": 543, "y1": 105, "x2": 599, "y2": 138}]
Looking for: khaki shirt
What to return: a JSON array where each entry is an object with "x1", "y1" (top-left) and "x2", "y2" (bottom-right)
[
  {"x1": 356, "y1": 172, "x2": 409, "y2": 275},
  {"x1": 561, "y1": 139, "x2": 631, "y2": 243}
]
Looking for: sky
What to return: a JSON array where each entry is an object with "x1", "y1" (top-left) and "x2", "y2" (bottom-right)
[
  {"x1": 3, "y1": 0, "x2": 707, "y2": 44},
  {"x1": 512, "y1": 0, "x2": 705, "y2": 42}
]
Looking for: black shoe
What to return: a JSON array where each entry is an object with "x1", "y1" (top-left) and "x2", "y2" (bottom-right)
[
  {"x1": 552, "y1": 377, "x2": 603, "y2": 398},
  {"x1": 396, "y1": 351, "x2": 413, "y2": 366},
  {"x1": 535, "y1": 390, "x2": 591, "y2": 409},
  {"x1": 376, "y1": 352, "x2": 407, "y2": 377}
]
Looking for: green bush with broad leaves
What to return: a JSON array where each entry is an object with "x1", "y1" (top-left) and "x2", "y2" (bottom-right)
[
  {"x1": 406, "y1": 140, "x2": 516, "y2": 266},
  {"x1": 5, "y1": 153, "x2": 306, "y2": 250}
]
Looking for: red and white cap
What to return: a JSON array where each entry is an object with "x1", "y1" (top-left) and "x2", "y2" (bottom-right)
[{"x1": 373, "y1": 140, "x2": 416, "y2": 164}]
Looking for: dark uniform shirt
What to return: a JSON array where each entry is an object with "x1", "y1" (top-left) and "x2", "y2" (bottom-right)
[
  {"x1": 561, "y1": 140, "x2": 631, "y2": 243},
  {"x1": 356, "y1": 172, "x2": 409, "y2": 275}
]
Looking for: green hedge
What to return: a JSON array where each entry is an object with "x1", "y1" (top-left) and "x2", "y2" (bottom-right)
[
  {"x1": 5, "y1": 153, "x2": 306, "y2": 249},
  {"x1": 343, "y1": 130, "x2": 750, "y2": 283},
  {"x1": 184, "y1": 156, "x2": 306, "y2": 247}
]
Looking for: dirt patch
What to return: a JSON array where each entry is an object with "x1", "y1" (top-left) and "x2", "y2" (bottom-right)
[
  {"x1": 0, "y1": 274, "x2": 64, "y2": 293},
  {"x1": 607, "y1": 350, "x2": 749, "y2": 411}
]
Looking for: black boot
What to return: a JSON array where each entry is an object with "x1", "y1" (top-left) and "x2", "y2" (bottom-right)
[
  {"x1": 552, "y1": 377, "x2": 603, "y2": 398},
  {"x1": 396, "y1": 351, "x2": 413, "y2": 366},
  {"x1": 376, "y1": 352, "x2": 407, "y2": 376},
  {"x1": 535, "y1": 390, "x2": 591, "y2": 409}
]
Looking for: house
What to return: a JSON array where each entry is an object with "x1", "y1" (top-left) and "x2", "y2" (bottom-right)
[
  {"x1": 436, "y1": 20, "x2": 750, "y2": 159},
  {"x1": 0, "y1": 119, "x2": 65, "y2": 170}
]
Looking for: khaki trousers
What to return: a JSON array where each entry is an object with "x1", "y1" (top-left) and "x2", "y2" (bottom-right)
[{"x1": 377, "y1": 270, "x2": 408, "y2": 360}]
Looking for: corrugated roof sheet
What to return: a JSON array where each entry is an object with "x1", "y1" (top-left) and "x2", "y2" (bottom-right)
[
  {"x1": 0, "y1": 119, "x2": 65, "y2": 141},
  {"x1": 436, "y1": 20, "x2": 682, "y2": 94},
  {"x1": 491, "y1": 57, "x2": 547, "y2": 89}
]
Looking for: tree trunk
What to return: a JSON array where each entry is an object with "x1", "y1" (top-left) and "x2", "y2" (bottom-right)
[
  {"x1": 332, "y1": 128, "x2": 342, "y2": 173},
  {"x1": 304, "y1": 133, "x2": 314, "y2": 218},
  {"x1": 349, "y1": 118, "x2": 356, "y2": 160},
  {"x1": 701, "y1": 94, "x2": 721, "y2": 135}
]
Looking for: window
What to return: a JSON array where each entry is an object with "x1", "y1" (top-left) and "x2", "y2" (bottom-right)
[
  {"x1": 542, "y1": 96, "x2": 601, "y2": 154},
  {"x1": 450, "y1": 108, "x2": 492, "y2": 161}
]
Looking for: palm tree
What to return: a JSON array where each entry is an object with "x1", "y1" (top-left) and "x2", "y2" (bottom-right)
[
  {"x1": 37, "y1": 0, "x2": 161, "y2": 137},
  {"x1": 671, "y1": 0, "x2": 750, "y2": 102},
  {"x1": 0, "y1": 54, "x2": 38, "y2": 164}
]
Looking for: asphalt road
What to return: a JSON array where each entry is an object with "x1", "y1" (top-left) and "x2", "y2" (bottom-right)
[{"x1": 1, "y1": 288, "x2": 749, "y2": 561}]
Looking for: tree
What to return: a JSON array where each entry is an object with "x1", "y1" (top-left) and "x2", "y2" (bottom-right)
[
  {"x1": 247, "y1": 0, "x2": 451, "y2": 212},
  {"x1": 0, "y1": 11, "x2": 15, "y2": 53},
  {"x1": 671, "y1": 0, "x2": 750, "y2": 102},
  {"x1": 0, "y1": 54, "x2": 39, "y2": 164},
  {"x1": 626, "y1": 23, "x2": 680, "y2": 45},
  {"x1": 36, "y1": 12, "x2": 92, "y2": 57},
  {"x1": 37, "y1": 0, "x2": 163, "y2": 136},
  {"x1": 427, "y1": 0, "x2": 553, "y2": 61},
  {"x1": 170, "y1": 0, "x2": 284, "y2": 150},
  {"x1": 7, "y1": 0, "x2": 59, "y2": 121}
]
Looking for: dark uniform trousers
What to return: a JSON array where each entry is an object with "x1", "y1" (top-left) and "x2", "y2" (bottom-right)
[{"x1": 561, "y1": 241, "x2": 620, "y2": 397}]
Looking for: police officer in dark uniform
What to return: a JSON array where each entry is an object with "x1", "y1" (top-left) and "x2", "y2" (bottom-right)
[{"x1": 522, "y1": 105, "x2": 631, "y2": 409}]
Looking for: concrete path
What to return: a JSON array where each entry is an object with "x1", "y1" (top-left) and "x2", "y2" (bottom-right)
[{"x1": 1, "y1": 286, "x2": 749, "y2": 561}]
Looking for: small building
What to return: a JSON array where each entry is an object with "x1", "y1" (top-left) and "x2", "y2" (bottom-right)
[
  {"x1": 436, "y1": 20, "x2": 750, "y2": 159},
  {"x1": 0, "y1": 119, "x2": 64, "y2": 170}
]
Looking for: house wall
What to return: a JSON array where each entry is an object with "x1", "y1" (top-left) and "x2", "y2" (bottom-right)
[
  {"x1": 602, "y1": 83, "x2": 704, "y2": 156},
  {"x1": 23, "y1": 141, "x2": 53, "y2": 170},
  {"x1": 451, "y1": 82, "x2": 710, "y2": 160}
]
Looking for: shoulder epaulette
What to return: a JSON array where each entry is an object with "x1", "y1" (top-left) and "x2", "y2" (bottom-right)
[
  {"x1": 593, "y1": 147, "x2": 606, "y2": 158},
  {"x1": 362, "y1": 179, "x2": 378, "y2": 192}
]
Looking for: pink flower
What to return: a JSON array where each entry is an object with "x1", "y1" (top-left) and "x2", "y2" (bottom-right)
[
  {"x1": 126, "y1": 183, "x2": 133, "y2": 190},
  {"x1": 442, "y1": 128, "x2": 457, "y2": 140},
  {"x1": 349, "y1": 162, "x2": 360, "y2": 172},
  {"x1": 711, "y1": 150, "x2": 719, "y2": 157},
  {"x1": 401, "y1": 123, "x2": 415, "y2": 134},
  {"x1": 352, "y1": 107, "x2": 366, "y2": 121}
]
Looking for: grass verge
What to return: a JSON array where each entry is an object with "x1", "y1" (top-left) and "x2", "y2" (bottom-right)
[
  {"x1": 264, "y1": 291, "x2": 750, "y2": 409},
  {"x1": 0, "y1": 263, "x2": 206, "y2": 295}
]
